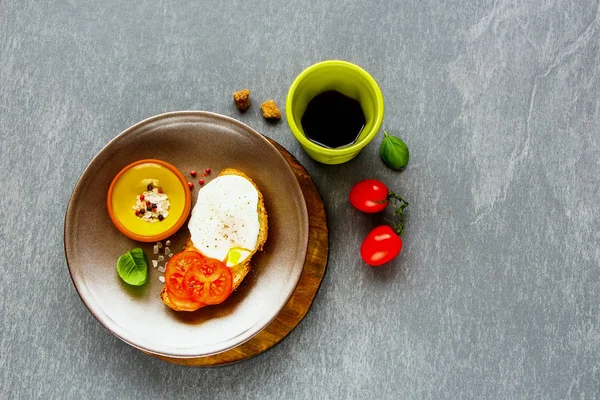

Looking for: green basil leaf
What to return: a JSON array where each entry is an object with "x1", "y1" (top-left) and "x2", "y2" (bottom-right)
[
  {"x1": 116, "y1": 248, "x2": 148, "y2": 286},
  {"x1": 380, "y1": 131, "x2": 409, "y2": 170}
]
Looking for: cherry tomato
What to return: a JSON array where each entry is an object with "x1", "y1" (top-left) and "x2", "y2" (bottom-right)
[
  {"x1": 164, "y1": 251, "x2": 205, "y2": 311},
  {"x1": 184, "y1": 257, "x2": 233, "y2": 305},
  {"x1": 360, "y1": 225, "x2": 403, "y2": 266},
  {"x1": 349, "y1": 179, "x2": 389, "y2": 213}
]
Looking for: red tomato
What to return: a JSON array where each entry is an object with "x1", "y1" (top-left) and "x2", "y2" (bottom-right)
[
  {"x1": 183, "y1": 257, "x2": 233, "y2": 305},
  {"x1": 165, "y1": 251, "x2": 206, "y2": 311},
  {"x1": 349, "y1": 180, "x2": 389, "y2": 213},
  {"x1": 360, "y1": 225, "x2": 403, "y2": 266}
]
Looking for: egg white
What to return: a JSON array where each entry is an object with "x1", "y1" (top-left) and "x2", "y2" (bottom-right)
[{"x1": 188, "y1": 175, "x2": 260, "y2": 267}]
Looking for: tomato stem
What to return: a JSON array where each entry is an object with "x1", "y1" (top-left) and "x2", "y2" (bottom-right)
[{"x1": 385, "y1": 192, "x2": 409, "y2": 236}]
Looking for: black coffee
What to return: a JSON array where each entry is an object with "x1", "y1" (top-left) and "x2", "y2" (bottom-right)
[{"x1": 301, "y1": 90, "x2": 366, "y2": 149}]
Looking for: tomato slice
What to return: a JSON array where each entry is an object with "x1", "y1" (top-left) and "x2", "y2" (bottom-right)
[
  {"x1": 183, "y1": 257, "x2": 233, "y2": 305},
  {"x1": 166, "y1": 287, "x2": 205, "y2": 311},
  {"x1": 164, "y1": 251, "x2": 205, "y2": 310}
]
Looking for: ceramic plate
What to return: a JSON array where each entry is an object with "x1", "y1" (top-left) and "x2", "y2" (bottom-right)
[{"x1": 64, "y1": 111, "x2": 309, "y2": 358}]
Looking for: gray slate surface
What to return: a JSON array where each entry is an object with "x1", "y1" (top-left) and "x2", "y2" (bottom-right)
[{"x1": 1, "y1": 0, "x2": 599, "y2": 399}]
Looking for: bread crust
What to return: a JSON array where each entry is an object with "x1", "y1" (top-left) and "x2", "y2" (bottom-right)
[{"x1": 161, "y1": 168, "x2": 268, "y2": 311}]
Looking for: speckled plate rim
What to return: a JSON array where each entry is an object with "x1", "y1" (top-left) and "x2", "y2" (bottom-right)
[{"x1": 64, "y1": 111, "x2": 309, "y2": 358}]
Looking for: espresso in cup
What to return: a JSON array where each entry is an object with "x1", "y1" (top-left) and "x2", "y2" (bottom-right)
[
  {"x1": 286, "y1": 60, "x2": 384, "y2": 165},
  {"x1": 301, "y1": 90, "x2": 366, "y2": 149}
]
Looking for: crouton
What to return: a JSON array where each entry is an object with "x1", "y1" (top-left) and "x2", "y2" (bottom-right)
[
  {"x1": 233, "y1": 89, "x2": 251, "y2": 112},
  {"x1": 261, "y1": 100, "x2": 281, "y2": 120}
]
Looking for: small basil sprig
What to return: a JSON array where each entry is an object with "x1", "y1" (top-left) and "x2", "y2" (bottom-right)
[
  {"x1": 116, "y1": 248, "x2": 148, "y2": 286},
  {"x1": 380, "y1": 131, "x2": 409, "y2": 170}
]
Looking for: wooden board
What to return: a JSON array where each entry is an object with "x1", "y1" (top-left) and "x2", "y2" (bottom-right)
[{"x1": 149, "y1": 139, "x2": 329, "y2": 366}]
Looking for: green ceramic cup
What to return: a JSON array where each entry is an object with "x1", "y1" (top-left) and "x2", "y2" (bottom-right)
[{"x1": 286, "y1": 60, "x2": 384, "y2": 164}]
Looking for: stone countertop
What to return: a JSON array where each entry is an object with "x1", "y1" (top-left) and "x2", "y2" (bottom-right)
[{"x1": 1, "y1": 0, "x2": 599, "y2": 398}]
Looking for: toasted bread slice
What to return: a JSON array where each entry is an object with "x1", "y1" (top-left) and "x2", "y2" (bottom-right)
[{"x1": 161, "y1": 168, "x2": 268, "y2": 311}]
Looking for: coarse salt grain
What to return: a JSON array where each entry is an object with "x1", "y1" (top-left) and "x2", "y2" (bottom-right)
[
  {"x1": 168, "y1": 253, "x2": 173, "y2": 258},
  {"x1": 153, "y1": 245, "x2": 159, "y2": 254},
  {"x1": 157, "y1": 242, "x2": 163, "y2": 249},
  {"x1": 158, "y1": 266, "x2": 166, "y2": 273},
  {"x1": 157, "y1": 255, "x2": 164, "y2": 262},
  {"x1": 152, "y1": 260, "x2": 158, "y2": 268},
  {"x1": 164, "y1": 247, "x2": 171, "y2": 255},
  {"x1": 133, "y1": 188, "x2": 170, "y2": 223},
  {"x1": 158, "y1": 276, "x2": 165, "y2": 283},
  {"x1": 166, "y1": 240, "x2": 171, "y2": 246}
]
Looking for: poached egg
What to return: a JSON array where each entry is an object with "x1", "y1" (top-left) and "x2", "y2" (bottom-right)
[{"x1": 188, "y1": 174, "x2": 260, "y2": 267}]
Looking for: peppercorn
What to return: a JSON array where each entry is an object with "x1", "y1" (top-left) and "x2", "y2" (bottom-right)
[
  {"x1": 187, "y1": 181, "x2": 193, "y2": 189},
  {"x1": 147, "y1": 183, "x2": 153, "y2": 191},
  {"x1": 151, "y1": 203, "x2": 157, "y2": 209},
  {"x1": 158, "y1": 214, "x2": 164, "y2": 221},
  {"x1": 146, "y1": 201, "x2": 151, "y2": 207},
  {"x1": 140, "y1": 194, "x2": 145, "y2": 201},
  {"x1": 157, "y1": 187, "x2": 163, "y2": 194},
  {"x1": 190, "y1": 170, "x2": 197, "y2": 177},
  {"x1": 205, "y1": 168, "x2": 211, "y2": 174},
  {"x1": 199, "y1": 179, "x2": 205, "y2": 185},
  {"x1": 135, "y1": 210, "x2": 140, "y2": 216},
  {"x1": 146, "y1": 205, "x2": 152, "y2": 211},
  {"x1": 139, "y1": 209, "x2": 145, "y2": 215}
]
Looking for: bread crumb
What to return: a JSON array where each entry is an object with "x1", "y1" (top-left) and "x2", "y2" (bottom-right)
[
  {"x1": 233, "y1": 89, "x2": 251, "y2": 112},
  {"x1": 261, "y1": 100, "x2": 281, "y2": 120}
]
